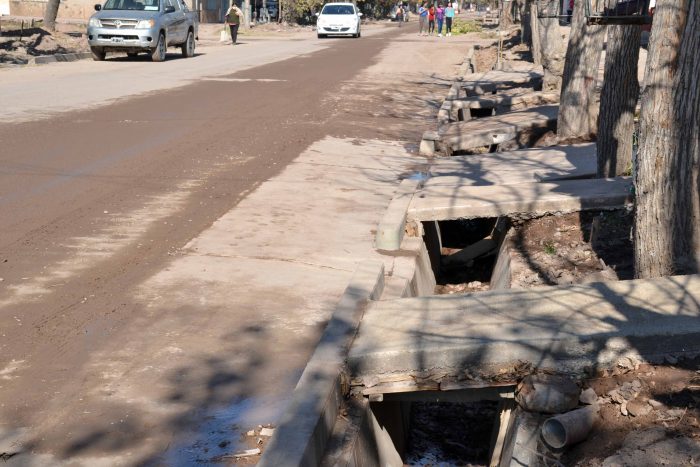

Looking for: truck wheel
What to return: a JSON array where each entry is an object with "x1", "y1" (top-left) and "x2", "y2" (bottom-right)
[
  {"x1": 127, "y1": 52, "x2": 139, "y2": 58},
  {"x1": 181, "y1": 30, "x2": 195, "y2": 58},
  {"x1": 151, "y1": 32, "x2": 166, "y2": 62},
  {"x1": 91, "y1": 47, "x2": 106, "y2": 61}
]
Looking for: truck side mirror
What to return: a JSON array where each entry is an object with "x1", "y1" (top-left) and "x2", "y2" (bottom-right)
[
  {"x1": 164, "y1": 5, "x2": 175, "y2": 12},
  {"x1": 94, "y1": 4, "x2": 102, "y2": 10}
]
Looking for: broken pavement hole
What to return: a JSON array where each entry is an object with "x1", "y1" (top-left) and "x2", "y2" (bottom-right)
[
  {"x1": 367, "y1": 388, "x2": 515, "y2": 466},
  {"x1": 422, "y1": 217, "x2": 507, "y2": 294}
]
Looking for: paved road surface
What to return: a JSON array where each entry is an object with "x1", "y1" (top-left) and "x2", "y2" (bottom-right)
[{"x1": 0, "y1": 24, "x2": 422, "y2": 465}]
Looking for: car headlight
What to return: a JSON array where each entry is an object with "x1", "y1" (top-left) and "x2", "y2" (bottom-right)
[
  {"x1": 135, "y1": 19, "x2": 155, "y2": 28},
  {"x1": 88, "y1": 17, "x2": 102, "y2": 27}
]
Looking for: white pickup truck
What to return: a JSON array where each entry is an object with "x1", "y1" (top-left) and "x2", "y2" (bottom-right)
[{"x1": 87, "y1": 0, "x2": 198, "y2": 62}]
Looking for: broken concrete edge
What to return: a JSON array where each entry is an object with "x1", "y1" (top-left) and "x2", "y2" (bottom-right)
[
  {"x1": 408, "y1": 201, "x2": 632, "y2": 224},
  {"x1": 348, "y1": 273, "x2": 700, "y2": 388},
  {"x1": 437, "y1": 100, "x2": 453, "y2": 126},
  {"x1": 374, "y1": 178, "x2": 424, "y2": 251},
  {"x1": 419, "y1": 130, "x2": 441, "y2": 157},
  {"x1": 30, "y1": 52, "x2": 93, "y2": 65},
  {"x1": 380, "y1": 236, "x2": 437, "y2": 300},
  {"x1": 258, "y1": 260, "x2": 385, "y2": 467}
]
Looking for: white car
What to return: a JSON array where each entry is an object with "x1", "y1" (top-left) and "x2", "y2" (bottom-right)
[{"x1": 316, "y1": 2, "x2": 362, "y2": 39}]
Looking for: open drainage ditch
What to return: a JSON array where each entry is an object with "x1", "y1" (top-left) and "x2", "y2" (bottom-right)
[
  {"x1": 427, "y1": 208, "x2": 634, "y2": 295},
  {"x1": 360, "y1": 388, "x2": 516, "y2": 467},
  {"x1": 322, "y1": 209, "x2": 643, "y2": 465}
]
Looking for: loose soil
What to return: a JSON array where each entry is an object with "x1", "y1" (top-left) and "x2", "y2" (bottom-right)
[
  {"x1": 0, "y1": 22, "x2": 88, "y2": 64},
  {"x1": 434, "y1": 210, "x2": 633, "y2": 294},
  {"x1": 563, "y1": 360, "x2": 700, "y2": 466},
  {"x1": 508, "y1": 210, "x2": 634, "y2": 288}
]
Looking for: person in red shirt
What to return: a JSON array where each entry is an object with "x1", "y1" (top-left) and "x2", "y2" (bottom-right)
[{"x1": 428, "y1": 4, "x2": 436, "y2": 35}]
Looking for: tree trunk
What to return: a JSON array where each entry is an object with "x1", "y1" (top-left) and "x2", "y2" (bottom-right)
[
  {"x1": 43, "y1": 0, "x2": 60, "y2": 32},
  {"x1": 536, "y1": 0, "x2": 566, "y2": 91},
  {"x1": 500, "y1": 0, "x2": 513, "y2": 27},
  {"x1": 596, "y1": 25, "x2": 641, "y2": 177},
  {"x1": 634, "y1": 0, "x2": 700, "y2": 278},
  {"x1": 243, "y1": 0, "x2": 251, "y2": 26},
  {"x1": 520, "y1": 0, "x2": 532, "y2": 47},
  {"x1": 529, "y1": 1, "x2": 541, "y2": 65},
  {"x1": 557, "y1": 0, "x2": 606, "y2": 139}
]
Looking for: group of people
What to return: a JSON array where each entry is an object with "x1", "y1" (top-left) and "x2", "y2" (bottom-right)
[{"x1": 417, "y1": 3, "x2": 456, "y2": 37}]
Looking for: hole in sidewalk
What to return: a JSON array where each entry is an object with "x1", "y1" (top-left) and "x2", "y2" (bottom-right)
[
  {"x1": 404, "y1": 400, "x2": 499, "y2": 465},
  {"x1": 368, "y1": 390, "x2": 511, "y2": 467},
  {"x1": 423, "y1": 217, "x2": 506, "y2": 294},
  {"x1": 470, "y1": 107, "x2": 496, "y2": 119}
]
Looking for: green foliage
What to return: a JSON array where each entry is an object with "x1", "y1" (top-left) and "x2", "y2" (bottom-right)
[
  {"x1": 450, "y1": 19, "x2": 482, "y2": 35},
  {"x1": 280, "y1": 0, "x2": 409, "y2": 23},
  {"x1": 279, "y1": 0, "x2": 324, "y2": 24},
  {"x1": 543, "y1": 241, "x2": 557, "y2": 255},
  {"x1": 357, "y1": 0, "x2": 396, "y2": 18}
]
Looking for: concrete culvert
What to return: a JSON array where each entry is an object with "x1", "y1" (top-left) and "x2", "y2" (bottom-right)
[{"x1": 542, "y1": 406, "x2": 598, "y2": 449}]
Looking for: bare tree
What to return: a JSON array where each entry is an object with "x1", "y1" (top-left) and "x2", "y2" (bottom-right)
[
  {"x1": 635, "y1": 0, "x2": 700, "y2": 277},
  {"x1": 519, "y1": 0, "x2": 532, "y2": 47},
  {"x1": 529, "y1": 0, "x2": 541, "y2": 65},
  {"x1": 557, "y1": 0, "x2": 606, "y2": 139},
  {"x1": 535, "y1": 0, "x2": 566, "y2": 91},
  {"x1": 43, "y1": 0, "x2": 60, "y2": 32},
  {"x1": 500, "y1": 0, "x2": 514, "y2": 27},
  {"x1": 596, "y1": 25, "x2": 641, "y2": 177},
  {"x1": 243, "y1": 0, "x2": 251, "y2": 26}
]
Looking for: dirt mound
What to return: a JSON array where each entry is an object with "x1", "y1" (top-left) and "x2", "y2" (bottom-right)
[{"x1": 0, "y1": 24, "x2": 88, "y2": 64}]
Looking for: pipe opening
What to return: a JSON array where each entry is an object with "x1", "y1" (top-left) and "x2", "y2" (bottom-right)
[{"x1": 541, "y1": 418, "x2": 567, "y2": 449}]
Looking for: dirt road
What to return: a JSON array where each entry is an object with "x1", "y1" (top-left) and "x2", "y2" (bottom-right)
[{"x1": 0, "y1": 24, "x2": 476, "y2": 465}]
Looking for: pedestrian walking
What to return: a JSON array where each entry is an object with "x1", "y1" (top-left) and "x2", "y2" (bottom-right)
[
  {"x1": 418, "y1": 3, "x2": 429, "y2": 35},
  {"x1": 396, "y1": 3, "x2": 404, "y2": 26},
  {"x1": 436, "y1": 3, "x2": 445, "y2": 37},
  {"x1": 428, "y1": 3, "x2": 436, "y2": 35},
  {"x1": 445, "y1": 2, "x2": 454, "y2": 36},
  {"x1": 225, "y1": 3, "x2": 244, "y2": 45}
]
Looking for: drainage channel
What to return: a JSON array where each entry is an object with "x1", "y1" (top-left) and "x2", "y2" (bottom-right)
[
  {"x1": 354, "y1": 387, "x2": 517, "y2": 467},
  {"x1": 322, "y1": 208, "x2": 651, "y2": 467}
]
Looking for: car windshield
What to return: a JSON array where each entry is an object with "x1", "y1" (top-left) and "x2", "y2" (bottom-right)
[
  {"x1": 103, "y1": 0, "x2": 159, "y2": 10},
  {"x1": 321, "y1": 4, "x2": 354, "y2": 14}
]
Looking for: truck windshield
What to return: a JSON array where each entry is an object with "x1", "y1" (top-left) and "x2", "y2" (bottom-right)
[
  {"x1": 103, "y1": 0, "x2": 159, "y2": 10},
  {"x1": 321, "y1": 4, "x2": 354, "y2": 14}
]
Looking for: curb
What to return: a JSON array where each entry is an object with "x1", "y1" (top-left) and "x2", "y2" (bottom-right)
[
  {"x1": 374, "y1": 178, "x2": 425, "y2": 251},
  {"x1": 258, "y1": 260, "x2": 385, "y2": 467},
  {"x1": 31, "y1": 52, "x2": 92, "y2": 65}
]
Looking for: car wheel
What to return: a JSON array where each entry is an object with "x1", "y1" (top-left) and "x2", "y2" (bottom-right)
[
  {"x1": 317, "y1": 33, "x2": 326, "y2": 39},
  {"x1": 181, "y1": 29, "x2": 195, "y2": 58},
  {"x1": 151, "y1": 32, "x2": 166, "y2": 62},
  {"x1": 91, "y1": 47, "x2": 106, "y2": 61}
]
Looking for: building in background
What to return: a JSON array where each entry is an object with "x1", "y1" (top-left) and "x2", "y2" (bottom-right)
[{"x1": 5, "y1": 0, "x2": 276, "y2": 23}]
